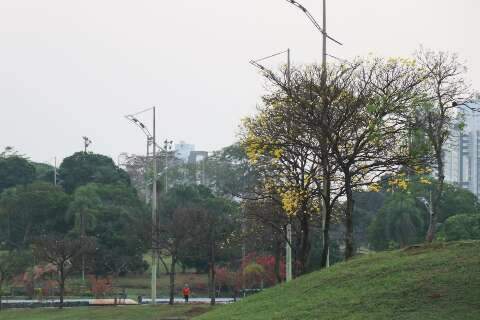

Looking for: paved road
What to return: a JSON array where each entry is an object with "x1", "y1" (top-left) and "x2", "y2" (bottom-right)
[
  {"x1": 1, "y1": 297, "x2": 236, "y2": 306},
  {"x1": 143, "y1": 297, "x2": 236, "y2": 304}
]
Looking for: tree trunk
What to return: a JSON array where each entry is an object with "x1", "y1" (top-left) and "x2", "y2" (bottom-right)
[
  {"x1": 320, "y1": 164, "x2": 332, "y2": 268},
  {"x1": 344, "y1": 172, "x2": 355, "y2": 260},
  {"x1": 168, "y1": 256, "x2": 176, "y2": 305},
  {"x1": 426, "y1": 153, "x2": 444, "y2": 243},
  {"x1": 320, "y1": 202, "x2": 331, "y2": 268},
  {"x1": 0, "y1": 282, "x2": 3, "y2": 311},
  {"x1": 293, "y1": 226, "x2": 304, "y2": 278},
  {"x1": 273, "y1": 239, "x2": 282, "y2": 284},
  {"x1": 158, "y1": 256, "x2": 169, "y2": 277},
  {"x1": 59, "y1": 267, "x2": 65, "y2": 309},
  {"x1": 297, "y1": 213, "x2": 311, "y2": 275},
  {"x1": 210, "y1": 264, "x2": 216, "y2": 305},
  {"x1": 23, "y1": 222, "x2": 32, "y2": 248},
  {"x1": 80, "y1": 213, "x2": 85, "y2": 282},
  {"x1": 209, "y1": 238, "x2": 216, "y2": 306}
]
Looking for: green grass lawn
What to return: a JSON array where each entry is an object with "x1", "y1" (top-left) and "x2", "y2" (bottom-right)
[
  {"x1": 0, "y1": 304, "x2": 213, "y2": 320},
  {"x1": 196, "y1": 241, "x2": 480, "y2": 320}
]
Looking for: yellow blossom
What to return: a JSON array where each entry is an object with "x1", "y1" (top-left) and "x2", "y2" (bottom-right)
[
  {"x1": 419, "y1": 177, "x2": 432, "y2": 185},
  {"x1": 368, "y1": 183, "x2": 381, "y2": 193}
]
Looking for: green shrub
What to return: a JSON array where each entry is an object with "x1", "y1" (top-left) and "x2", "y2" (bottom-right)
[{"x1": 442, "y1": 214, "x2": 480, "y2": 241}]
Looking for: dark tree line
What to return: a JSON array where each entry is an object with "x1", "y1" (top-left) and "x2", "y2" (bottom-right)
[
  {"x1": 0, "y1": 149, "x2": 149, "y2": 308},
  {"x1": 153, "y1": 185, "x2": 240, "y2": 305}
]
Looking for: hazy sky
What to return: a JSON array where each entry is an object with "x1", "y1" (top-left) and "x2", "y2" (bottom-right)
[{"x1": 1, "y1": 0, "x2": 479, "y2": 164}]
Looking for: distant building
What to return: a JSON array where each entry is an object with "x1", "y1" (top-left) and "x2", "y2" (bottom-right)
[
  {"x1": 443, "y1": 102, "x2": 480, "y2": 197},
  {"x1": 188, "y1": 151, "x2": 208, "y2": 164},
  {"x1": 174, "y1": 141, "x2": 195, "y2": 162},
  {"x1": 172, "y1": 142, "x2": 209, "y2": 185},
  {"x1": 188, "y1": 151, "x2": 209, "y2": 185}
]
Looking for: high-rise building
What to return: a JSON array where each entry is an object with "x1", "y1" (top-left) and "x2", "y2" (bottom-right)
[
  {"x1": 174, "y1": 141, "x2": 195, "y2": 162},
  {"x1": 443, "y1": 102, "x2": 480, "y2": 197}
]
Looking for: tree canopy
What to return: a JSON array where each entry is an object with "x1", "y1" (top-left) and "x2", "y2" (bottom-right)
[
  {"x1": 59, "y1": 152, "x2": 130, "y2": 193},
  {"x1": 0, "y1": 156, "x2": 36, "y2": 194}
]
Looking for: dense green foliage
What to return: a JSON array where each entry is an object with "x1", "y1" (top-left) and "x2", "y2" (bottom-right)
[
  {"x1": 368, "y1": 192, "x2": 425, "y2": 250},
  {"x1": 439, "y1": 184, "x2": 480, "y2": 221},
  {"x1": 157, "y1": 185, "x2": 241, "y2": 303},
  {"x1": 364, "y1": 178, "x2": 480, "y2": 250},
  {"x1": 198, "y1": 241, "x2": 480, "y2": 320},
  {"x1": 0, "y1": 182, "x2": 71, "y2": 248},
  {"x1": 441, "y1": 214, "x2": 480, "y2": 241},
  {"x1": 31, "y1": 162, "x2": 55, "y2": 184},
  {"x1": 0, "y1": 156, "x2": 35, "y2": 194},
  {"x1": 0, "y1": 151, "x2": 149, "y2": 280},
  {"x1": 59, "y1": 152, "x2": 130, "y2": 193},
  {"x1": 80, "y1": 183, "x2": 149, "y2": 276}
]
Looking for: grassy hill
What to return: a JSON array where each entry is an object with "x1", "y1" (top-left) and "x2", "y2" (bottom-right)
[{"x1": 197, "y1": 241, "x2": 480, "y2": 320}]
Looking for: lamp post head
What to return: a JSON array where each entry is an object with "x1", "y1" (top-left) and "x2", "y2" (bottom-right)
[
  {"x1": 286, "y1": 0, "x2": 307, "y2": 12},
  {"x1": 416, "y1": 197, "x2": 429, "y2": 208}
]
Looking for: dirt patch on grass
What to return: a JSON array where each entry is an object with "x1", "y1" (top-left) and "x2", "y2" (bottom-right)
[
  {"x1": 402, "y1": 243, "x2": 447, "y2": 255},
  {"x1": 185, "y1": 306, "x2": 211, "y2": 317}
]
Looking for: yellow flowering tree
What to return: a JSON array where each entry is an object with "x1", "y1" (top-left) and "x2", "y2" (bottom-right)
[{"x1": 241, "y1": 97, "x2": 321, "y2": 275}]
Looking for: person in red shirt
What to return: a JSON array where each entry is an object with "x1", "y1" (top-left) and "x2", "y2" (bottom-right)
[{"x1": 182, "y1": 284, "x2": 191, "y2": 303}]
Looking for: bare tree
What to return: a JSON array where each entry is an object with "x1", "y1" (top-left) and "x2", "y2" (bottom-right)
[
  {"x1": 203, "y1": 198, "x2": 239, "y2": 306},
  {"x1": 33, "y1": 236, "x2": 95, "y2": 308},
  {"x1": 154, "y1": 206, "x2": 203, "y2": 305},
  {"x1": 415, "y1": 49, "x2": 473, "y2": 243},
  {"x1": 325, "y1": 58, "x2": 426, "y2": 259}
]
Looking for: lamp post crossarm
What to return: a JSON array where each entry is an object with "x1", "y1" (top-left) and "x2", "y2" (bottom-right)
[
  {"x1": 285, "y1": 0, "x2": 343, "y2": 46},
  {"x1": 125, "y1": 115, "x2": 153, "y2": 140}
]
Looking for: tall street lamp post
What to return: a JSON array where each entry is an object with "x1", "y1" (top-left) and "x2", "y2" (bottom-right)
[
  {"x1": 284, "y1": 0, "x2": 343, "y2": 268},
  {"x1": 125, "y1": 107, "x2": 158, "y2": 304},
  {"x1": 163, "y1": 140, "x2": 173, "y2": 193},
  {"x1": 284, "y1": 0, "x2": 342, "y2": 85}
]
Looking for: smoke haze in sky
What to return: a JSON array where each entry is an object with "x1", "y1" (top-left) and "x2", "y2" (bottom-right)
[{"x1": 1, "y1": 0, "x2": 478, "y2": 163}]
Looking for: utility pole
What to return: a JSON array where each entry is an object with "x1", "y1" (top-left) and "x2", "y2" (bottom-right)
[
  {"x1": 54, "y1": 157, "x2": 57, "y2": 186},
  {"x1": 151, "y1": 107, "x2": 157, "y2": 304},
  {"x1": 321, "y1": 0, "x2": 327, "y2": 85},
  {"x1": 321, "y1": 0, "x2": 329, "y2": 268},
  {"x1": 285, "y1": 0, "x2": 343, "y2": 269},
  {"x1": 241, "y1": 207, "x2": 246, "y2": 297},
  {"x1": 250, "y1": 48, "x2": 294, "y2": 281},
  {"x1": 81, "y1": 213, "x2": 85, "y2": 282},
  {"x1": 163, "y1": 140, "x2": 173, "y2": 193},
  {"x1": 286, "y1": 48, "x2": 293, "y2": 282},
  {"x1": 146, "y1": 137, "x2": 152, "y2": 204},
  {"x1": 80, "y1": 137, "x2": 91, "y2": 282},
  {"x1": 125, "y1": 108, "x2": 159, "y2": 303},
  {"x1": 286, "y1": 224, "x2": 292, "y2": 282}
]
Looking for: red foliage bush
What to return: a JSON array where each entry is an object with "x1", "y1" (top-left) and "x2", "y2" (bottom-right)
[
  {"x1": 89, "y1": 276, "x2": 113, "y2": 298},
  {"x1": 241, "y1": 252, "x2": 286, "y2": 287}
]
